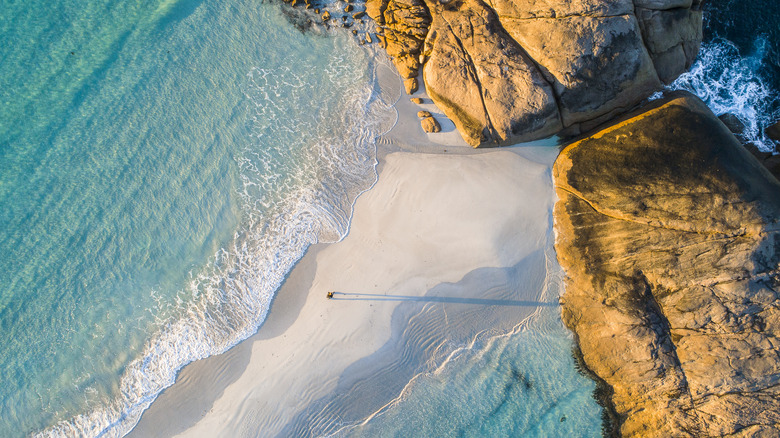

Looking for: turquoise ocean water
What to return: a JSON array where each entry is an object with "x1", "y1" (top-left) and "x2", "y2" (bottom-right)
[
  {"x1": 1, "y1": 0, "x2": 393, "y2": 435},
  {"x1": 341, "y1": 307, "x2": 606, "y2": 437},
  {"x1": 2, "y1": 0, "x2": 777, "y2": 436}
]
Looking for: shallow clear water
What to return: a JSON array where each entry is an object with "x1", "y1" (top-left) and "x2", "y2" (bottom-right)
[
  {"x1": 1, "y1": 0, "x2": 392, "y2": 436},
  {"x1": 344, "y1": 307, "x2": 605, "y2": 438},
  {"x1": 336, "y1": 247, "x2": 606, "y2": 438}
]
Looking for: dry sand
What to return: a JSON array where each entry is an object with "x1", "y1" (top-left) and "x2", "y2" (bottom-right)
[{"x1": 129, "y1": 57, "x2": 562, "y2": 438}]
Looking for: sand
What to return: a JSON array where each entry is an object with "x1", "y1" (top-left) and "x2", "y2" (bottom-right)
[{"x1": 129, "y1": 56, "x2": 562, "y2": 438}]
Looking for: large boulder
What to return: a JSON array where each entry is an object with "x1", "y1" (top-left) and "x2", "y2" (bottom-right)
[
  {"x1": 554, "y1": 92, "x2": 780, "y2": 436},
  {"x1": 365, "y1": 0, "x2": 703, "y2": 146},
  {"x1": 500, "y1": 12, "x2": 662, "y2": 127},
  {"x1": 420, "y1": 115, "x2": 441, "y2": 132},
  {"x1": 635, "y1": 3, "x2": 703, "y2": 84},
  {"x1": 422, "y1": 0, "x2": 562, "y2": 146}
]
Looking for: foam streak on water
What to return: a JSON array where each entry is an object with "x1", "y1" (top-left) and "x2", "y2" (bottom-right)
[{"x1": 36, "y1": 36, "x2": 396, "y2": 438}]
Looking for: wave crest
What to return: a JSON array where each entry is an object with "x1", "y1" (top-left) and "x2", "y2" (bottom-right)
[
  {"x1": 670, "y1": 38, "x2": 780, "y2": 153},
  {"x1": 37, "y1": 47, "x2": 397, "y2": 438}
]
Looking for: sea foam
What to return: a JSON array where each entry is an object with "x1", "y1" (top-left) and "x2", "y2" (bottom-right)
[
  {"x1": 37, "y1": 45, "x2": 397, "y2": 438},
  {"x1": 670, "y1": 38, "x2": 780, "y2": 153}
]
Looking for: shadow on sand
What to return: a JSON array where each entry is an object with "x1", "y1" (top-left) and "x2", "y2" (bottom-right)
[{"x1": 327, "y1": 291, "x2": 557, "y2": 307}]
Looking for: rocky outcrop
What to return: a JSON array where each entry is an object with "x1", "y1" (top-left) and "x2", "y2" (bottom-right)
[
  {"x1": 493, "y1": 0, "x2": 661, "y2": 128},
  {"x1": 635, "y1": 0, "x2": 703, "y2": 84},
  {"x1": 768, "y1": 120, "x2": 780, "y2": 143},
  {"x1": 366, "y1": 0, "x2": 703, "y2": 146},
  {"x1": 554, "y1": 92, "x2": 780, "y2": 436},
  {"x1": 422, "y1": 0, "x2": 562, "y2": 145},
  {"x1": 719, "y1": 114, "x2": 780, "y2": 180},
  {"x1": 366, "y1": 0, "x2": 431, "y2": 79}
]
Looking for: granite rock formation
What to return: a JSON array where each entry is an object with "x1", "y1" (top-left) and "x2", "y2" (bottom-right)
[
  {"x1": 366, "y1": 0, "x2": 431, "y2": 79},
  {"x1": 553, "y1": 92, "x2": 780, "y2": 436},
  {"x1": 366, "y1": 0, "x2": 703, "y2": 146},
  {"x1": 768, "y1": 120, "x2": 780, "y2": 143},
  {"x1": 718, "y1": 113, "x2": 780, "y2": 180},
  {"x1": 420, "y1": 114, "x2": 441, "y2": 132}
]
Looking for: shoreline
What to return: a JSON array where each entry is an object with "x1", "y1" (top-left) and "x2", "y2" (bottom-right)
[{"x1": 129, "y1": 55, "x2": 566, "y2": 437}]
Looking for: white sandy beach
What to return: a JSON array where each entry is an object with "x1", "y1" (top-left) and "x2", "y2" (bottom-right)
[{"x1": 129, "y1": 61, "x2": 563, "y2": 437}]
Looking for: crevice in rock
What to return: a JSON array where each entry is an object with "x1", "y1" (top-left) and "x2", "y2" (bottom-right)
[
  {"x1": 634, "y1": 273, "x2": 704, "y2": 432},
  {"x1": 495, "y1": 30, "x2": 566, "y2": 129},
  {"x1": 556, "y1": 185, "x2": 752, "y2": 237},
  {"x1": 498, "y1": 12, "x2": 632, "y2": 21},
  {"x1": 437, "y1": 12, "x2": 500, "y2": 144},
  {"x1": 489, "y1": 9, "x2": 567, "y2": 130},
  {"x1": 472, "y1": 1, "x2": 566, "y2": 128},
  {"x1": 692, "y1": 381, "x2": 780, "y2": 404},
  {"x1": 532, "y1": 64, "x2": 566, "y2": 128},
  {"x1": 629, "y1": 0, "x2": 664, "y2": 85}
]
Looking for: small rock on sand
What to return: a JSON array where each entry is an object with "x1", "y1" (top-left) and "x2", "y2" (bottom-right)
[
  {"x1": 417, "y1": 110, "x2": 432, "y2": 118},
  {"x1": 410, "y1": 97, "x2": 424, "y2": 104},
  {"x1": 421, "y1": 116, "x2": 441, "y2": 133},
  {"x1": 321, "y1": 11, "x2": 330, "y2": 21},
  {"x1": 404, "y1": 78, "x2": 418, "y2": 95}
]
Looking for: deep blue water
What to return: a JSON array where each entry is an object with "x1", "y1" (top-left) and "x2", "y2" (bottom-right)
[
  {"x1": 704, "y1": 0, "x2": 780, "y2": 92},
  {"x1": 671, "y1": 0, "x2": 780, "y2": 152}
]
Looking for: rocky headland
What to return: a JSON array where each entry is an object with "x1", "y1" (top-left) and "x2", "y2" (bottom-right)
[
  {"x1": 367, "y1": 0, "x2": 703, "y2": 146},
  {"x1": 554, "y1": 92, "x2": 780, "y2": 436}
]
